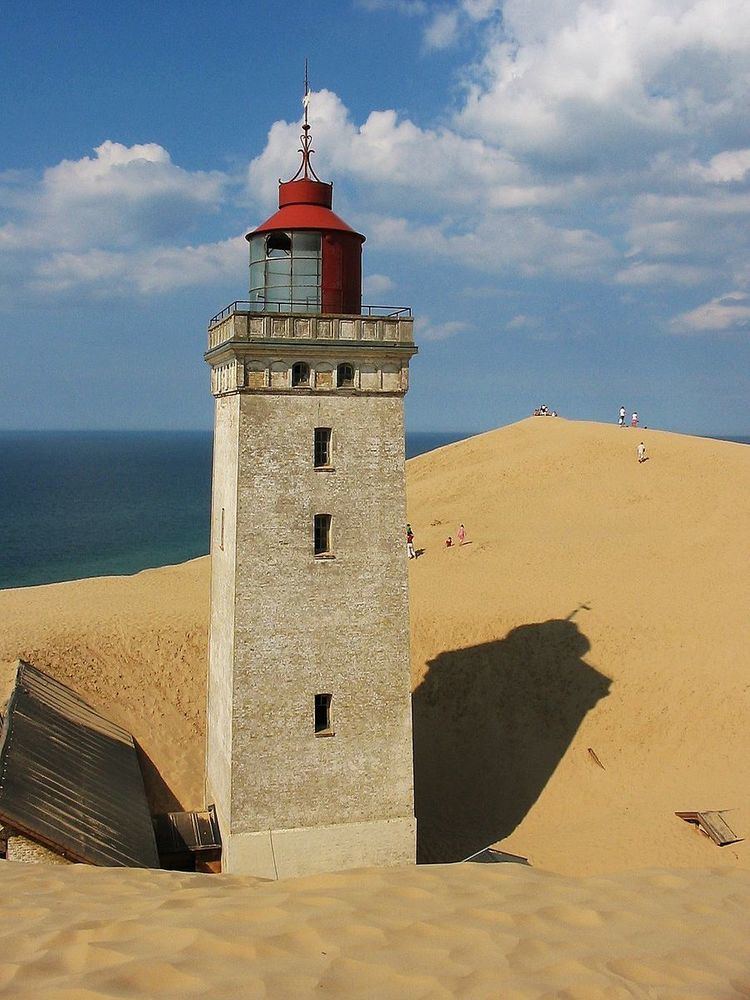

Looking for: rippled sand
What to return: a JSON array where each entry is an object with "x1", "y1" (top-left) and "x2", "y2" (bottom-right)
[{"x1": 1, "y1": 861, "x2": 749, "y2": 999}]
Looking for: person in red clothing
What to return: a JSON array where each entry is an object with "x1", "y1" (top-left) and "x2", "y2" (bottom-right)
[{"x1": 406, "y1": 524, "x2": 415, "y2": 559}]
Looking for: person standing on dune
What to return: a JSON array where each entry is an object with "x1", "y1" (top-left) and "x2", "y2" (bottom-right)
[
  {"x1": 406, "y1": 524, "x2": 415, "y2": 559},
  {"x1": 637, "y1": 442, "x2": 647, "y2": 463},
  {"x1": 619, "y1": 405, "x2": 626, "y2": 427},
  {"x1": 457, "y1": 524, "x2": 466, "y2": 546}
]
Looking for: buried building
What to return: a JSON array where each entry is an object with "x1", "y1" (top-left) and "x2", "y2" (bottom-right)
[
  {"x1": 0, "y1": 661, "x2": 160, "y2": 867},
  {"x1": 203, "y1": 87, "x2": 418, "y2": 877},
  {"x1": 0, "y1": 661, "x2": 221, "y2": 870}
]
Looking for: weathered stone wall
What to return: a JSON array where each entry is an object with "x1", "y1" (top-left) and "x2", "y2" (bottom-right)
[
  {"x1": 228, "y1": 392, "x2": 414, "y2": 836},
  {"x1": 6, "y1": 833, "x2": 71, "y2": 865},
  {"x1": 205, "y1": 393, "x2": 240, "y2": 832},
  {"x1": 205, "y1": 313, "x2": 417, "y2": 875}
]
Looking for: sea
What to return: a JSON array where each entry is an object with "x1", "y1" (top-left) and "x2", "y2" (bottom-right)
[{"x1": 0, "y1": 430, "x2": 473, "y2": 590}]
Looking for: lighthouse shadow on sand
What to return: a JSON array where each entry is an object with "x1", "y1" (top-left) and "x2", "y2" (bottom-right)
[{"x1": 412, "y1": 618, "x2": 611, "y2": 863}]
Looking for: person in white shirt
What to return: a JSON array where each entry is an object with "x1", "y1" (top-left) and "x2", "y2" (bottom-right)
[
  {"x1": 637, "y1": 442, "x2": 647, "y2": 463},
  {"x1": 618, "y1": 405, "x2": 626, "y2": 427}
]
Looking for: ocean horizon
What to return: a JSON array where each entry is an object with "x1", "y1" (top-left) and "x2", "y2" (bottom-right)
[
  {"x1": 1, "y1": 427, "x2": 747, "y2": 591},
  {"x1": 0, "y1": 430, "x2": 473, "y2": 590}
]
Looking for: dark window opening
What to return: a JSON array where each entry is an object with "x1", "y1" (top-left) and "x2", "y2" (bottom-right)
[
  {"x1": 315, "y1": 693, "x2": 332, "y2": 734},
  {"x1": 314, "y1": 427, "x2": 332, "y2": 467},
  {"x1": 266, "y1": 232, "x2": 291, "y2": 257},
  {"x1": 337, "y1": 363, "x2": 355, "y2": 388},
  {"x1": 314, "y1": 513, "x2": 332, "y2": 556},
  {"x1": 292, "y1": 361, "x2": 311, "y2": 387}
]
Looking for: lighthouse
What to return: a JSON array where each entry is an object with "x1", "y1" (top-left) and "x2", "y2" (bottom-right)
[{"x1": 204, "y1": 87, "x2": 418, "y2": 878}]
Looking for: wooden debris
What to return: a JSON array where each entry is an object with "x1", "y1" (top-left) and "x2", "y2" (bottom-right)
[
  {"x1": 675, "y1": 811, "x2": 743, "y2": 847},
  {"x1": 462, "y1": 846, "x2": 530, "y2": 866},
  {"x1": 587, "y1": 747, "x2": 605, "y2": 770}
]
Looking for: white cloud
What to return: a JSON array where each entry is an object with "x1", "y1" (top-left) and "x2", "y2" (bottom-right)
[
  {"x1": 614, "y1": 261, "x2": 712, "y2": 286},
  {"x1": 356, "y1": 0, "x2": 427, "y2": 13},
  {"x1": 0, "y1": 141, "x2": 235, "y2": 300},
  {"x1": 423, "y1": 10, "x2": 461, "y2": 50},
  {"x1": 670, "y1": 291, "x2": 750, "y2": 334},
  {"x1": 456, "y1": 0, "x2": 750, "y2": 166},
  {"x1": 462, "y1": 0, "x2": 502, "y2": 19},
  {"x1": 620, "y1": 185, "x2": 750, "y2": 291},
  {"x1": 506, "y1": 313, "x2": 540, "y2": 329},
  {"x1": 29, "y1": 236, "x2": 246, "y2": 296},
  {"x1": 364, "y1": 273, "x2": 395, "y2": 296},
  {"x1": 10, "y1": 141, "x2": 225, "y2": 251},
  {"x1": 366, "y1": 212, "x2": 615, "y2": 279},
  {"x1": 689, "y1": 148, "x2": 750, "y2": 184},
  {"x1": 415, "y1": 316, "x2": 471, "y2": 341},
  {"x1": 246, "y1": 89, "x2": 562, "y2": 213}
]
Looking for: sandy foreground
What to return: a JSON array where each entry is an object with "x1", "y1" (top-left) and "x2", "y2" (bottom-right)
[
  {"x1": 1, "y1": 418, "x2": 749, "y2": 995},
  {"x1": 2, "y1": 861, "x2": 750, "y2": 999}
]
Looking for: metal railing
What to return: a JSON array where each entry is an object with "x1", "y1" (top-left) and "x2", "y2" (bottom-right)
[{"x1": 209, "y1": 301, "x2": 412, "y2": 328}]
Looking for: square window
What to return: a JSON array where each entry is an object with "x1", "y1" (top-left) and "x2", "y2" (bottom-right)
[
  {"x1": 314, "y1": 428, "x2": 332, "y2": 467},
  {"x1": 315, "y1": 693, "x2": 332, "y2": 734}
]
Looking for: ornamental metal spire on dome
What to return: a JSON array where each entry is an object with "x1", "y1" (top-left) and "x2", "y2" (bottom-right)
[{"x1": 288, "y1": 59, "x2": 323, "y2": 183}]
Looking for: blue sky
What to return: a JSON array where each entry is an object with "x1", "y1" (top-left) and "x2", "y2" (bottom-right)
[{"x1": 2, "y1": 0, "x2": 749, "y2": 434}]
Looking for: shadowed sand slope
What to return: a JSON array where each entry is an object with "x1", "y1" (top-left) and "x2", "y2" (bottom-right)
[
  {"x1": 0, "y1": 558, "x2": 210, "y2": 812},
  {"x1": 1, "y1": 860, "x2": 750, "y2": 999},
  {"x1": 407, "y1": 418, "x2": 750, "y2": 874},
  {"x1": 0, "y1": 419, "x2": 748, "y2": 875}
]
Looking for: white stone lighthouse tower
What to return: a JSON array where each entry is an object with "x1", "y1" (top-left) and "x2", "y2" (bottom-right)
[{"x1": 204, "y1": 91, "x2": 417, "y2": 878}]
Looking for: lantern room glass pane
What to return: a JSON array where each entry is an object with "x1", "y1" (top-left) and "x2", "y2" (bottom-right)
[
  {"x1": 249, "y1": 261, "x2": 264, "y2": 297},
  {"x1": 293, "y1": 231, "x2": 321, "y2": 255},
  {"x1": 293, "y1": 255, "x2": 319, "y2": 277},
  {"x1": 246, "y1": 229, "x2": 322, "y2": 312},
  {"x1": 249, "y1": 235, "x2": 265, "y2": 263},
  {"x1": 266, "y1": 256, "x2": 291, "y2": 287}
]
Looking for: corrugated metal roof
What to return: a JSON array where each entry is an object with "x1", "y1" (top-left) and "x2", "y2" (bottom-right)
[{"x1": 0, "y1": 662, "x2": 159, "y2": 868}]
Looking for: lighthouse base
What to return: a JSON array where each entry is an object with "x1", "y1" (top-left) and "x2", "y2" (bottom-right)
[{"x1": 220, "y1": 816, "x2": 416, "y2": 879}]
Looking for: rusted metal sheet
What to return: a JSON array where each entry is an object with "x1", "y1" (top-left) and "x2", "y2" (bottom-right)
[
  {"x1": 676, "y1": 810, "x2": 743, "y2": 847},
  {"x1": 0, "y1": 662, "x2": 159, "y2": 868},
  {"x1": 153, "y1": 805, "x2": 221, "y2": 857}
]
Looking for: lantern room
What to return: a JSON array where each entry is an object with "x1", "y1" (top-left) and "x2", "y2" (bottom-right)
[{"x1": 245, "y1": 99, "x2": 364, "y2": 315}]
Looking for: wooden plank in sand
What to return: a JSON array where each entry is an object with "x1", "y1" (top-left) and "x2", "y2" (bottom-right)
[{"x1": 675, "y1": 811, "x2": 743, "y2": 847}]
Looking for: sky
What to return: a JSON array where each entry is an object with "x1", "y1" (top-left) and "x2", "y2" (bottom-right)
[{"x1": 2, "y1": 0, "x2": 750, "y2": 435}]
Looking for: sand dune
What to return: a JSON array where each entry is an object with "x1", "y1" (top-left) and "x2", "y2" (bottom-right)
[
  {"x1": 1, "y1": 860, "x2": 750, "y2": 998},
  {"x1": 0, "y1": 557, "x2": 209, "y2": 812},
  {"x1": 1, "y1": 418, "x2": 749, "y2": 996},
  {"x1": 406, "y1": 419, "x2": 750, "y2": 874},
  {"x1": 1, "y1": 418, "x2": 747, "y2": 874}
]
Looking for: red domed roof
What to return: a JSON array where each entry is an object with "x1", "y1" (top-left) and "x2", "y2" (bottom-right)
[
  {"x1": 247, "y1": 177, "x2": 365, "y2": 242},
  {"x1": 246, "y1": 92, "x2": 365, "y2": 244}
]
